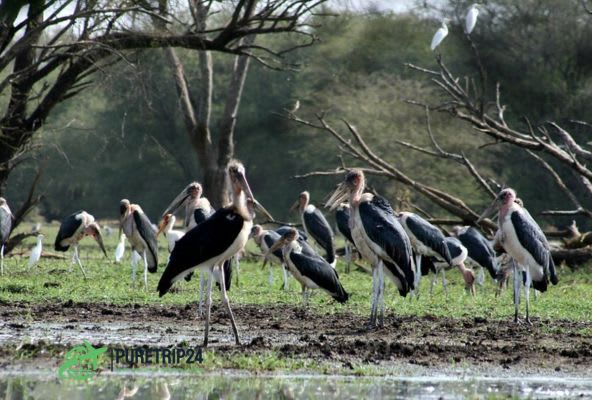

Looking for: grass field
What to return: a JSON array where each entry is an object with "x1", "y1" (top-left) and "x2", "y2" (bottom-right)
[{"x1": 0, "y1": 222, "x2": 592, "y2": 324}]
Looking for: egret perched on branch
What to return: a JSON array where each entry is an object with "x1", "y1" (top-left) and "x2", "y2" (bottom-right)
[
  {"x1": 431, "y1": 19, "x2": 449, "y2": 51},
  {"x1": 28, "y1": 234, "x2": 44, "y2": 269},
  {"x1": 465, "y1": 4, "x2": 480, "y2": 34},
  {"x1": 54, "y1": 211, "x2": 107, "y2": 278},
  {"x1": 479, "y1": 188, "x2": 558, "y2": 323},
  {"x1": 0, "y1": 197, "x2": 12, "y2": 275}
]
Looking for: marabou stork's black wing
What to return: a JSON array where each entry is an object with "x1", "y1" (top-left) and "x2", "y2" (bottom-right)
[
  {"x1": 444, "y1": 237, "x2": 465, "y2": 260},
  {"x1": 303, "y1": 208, "x2": 335, "y2": 264},
  {"x1": 335, "y1": 207, "x2": 354, "y2": 245},
  {"x1": 289, "y1": 251, "x2": 348, "y2": 303},
  {"x1": 511, "y1": 209, "x2": 558, "y2": 289},
  {"x1": 263, "y1": 231, "x2": 284, "y2": 261},
  {"x1": 0, "y1": 208, "x2": 12, "y2": 244},
  {"x1": 359, "y1": 196, "x2": 414, "y2": 296},
  {"x1": 157, "y1": 207, "x2": 243, "y2": 296},
  {"x1": 405, "y1": 213, "x2": 452, "y2": 265},
  {"x1": 458, "y1": 227, "x2": 498, "y2": 279},
  {"x1": 54, "y1": 212, "x2": 83, "y2": 252},
  {"x1": 133, "y1": 210, "x2": 159, "y2": 273},
  {"x1": 194, "y1": 206, "x2": 215, "y2": 225}
]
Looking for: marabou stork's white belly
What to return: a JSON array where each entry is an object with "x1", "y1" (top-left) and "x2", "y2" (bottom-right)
[
  {"x1": 61, "y1": 226, "x2": 85, "y2": 247},
  {"x1": 122, "y1": 216, "x2": 147, "y2": 253},
  {"x1": 350, "y1": 210, "x2": 378, "y2": 267},
  {"x1": 499, "y1": 215, "x2": 544, "y2": 281}
]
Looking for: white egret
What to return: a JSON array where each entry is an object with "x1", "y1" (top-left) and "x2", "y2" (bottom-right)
[
  {"x1": 115, "y1": 233, "x2": 126, "y2": 262},
  {"x1": 431, "y1": 19, "x2": 449, "y2": 51},
  {"x1": 28, "y1": 234, "x2": 44, "y2": 269},
  {"x1": 465, "y1": 4, "x2": 480, "y2": 34}
]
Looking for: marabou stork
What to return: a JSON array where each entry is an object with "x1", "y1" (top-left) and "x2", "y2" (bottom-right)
[
  {"x1": 427, "y1": 237, "x2": 475, "y2": 296},
  {"x1": 250, "y1": 225, "x2": 288, "y2": 289},
  {"x1": 0, "y1": 197, "x2": 12, "y2": 275},
  {"x1": 479, "y1": 188, "x2": 559, "y2": 323},
  {"x1": 119, "y1": 199, "x2": 159, "y2": 290},
  {"x1": 275, "y1": 226, "x2": 308, "y2": 241},
  {"x1": 156, "y1": 214, "x2": 184, "y2": 253},
  {"x1": 397, "y1": 211, "x2": 451, "y2": 295},
  {"x1": 162, "y1": 182, "x2": 233, "y2": 315},
  {"x1": 267, "y1": 228, "x2": 348, "y2": 305},
  {"x1": 28, "y1": 234, "x2": 44, "y2": 269},
  {"x1": 54, "y1": 211, "x2": 107, "y2": 278},
  {"x1": 291, "y1": 191, "x2": 336, "y2": 267},
  {"x1": 465, "y1": 4, "x2": 480, "y2": 34},
  {"x1": 157, "y1": 160, "x2": 272, "y2": 346},
  {"x1": 453, "y1": 226, "x2": 499, "y2": 287},
  {"x1": 335, "y1": 203, "x2": 355, "y2": 273},
  {"x1": 325, "y1": 169, "x2": 414, "y2": 328}
]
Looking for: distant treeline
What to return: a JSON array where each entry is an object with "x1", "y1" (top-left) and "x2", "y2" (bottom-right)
[{"x1": 7, "y1": 0, "x2": 591, "y2": 230}]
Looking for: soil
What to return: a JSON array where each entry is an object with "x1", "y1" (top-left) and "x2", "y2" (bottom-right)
[{"x1": 0, "y1": 300, "x2": 591, "y2": 376}]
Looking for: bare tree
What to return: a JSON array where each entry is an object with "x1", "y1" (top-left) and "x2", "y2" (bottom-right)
[
  {"x1": 0, "y1": 0, "x2": 326, "y2": 236},
  {"x1": 155, "y1": 0, "x2": 325, "y2": 206}
]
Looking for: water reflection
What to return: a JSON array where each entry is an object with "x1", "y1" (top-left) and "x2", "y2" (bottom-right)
[{"x1": 0, "y1": 373, "x2": 592, "y2": 399}]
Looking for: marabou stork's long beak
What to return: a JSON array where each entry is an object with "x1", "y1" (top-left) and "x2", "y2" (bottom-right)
[
  {"x1": 325, "y1": 182, "x2": 349, "y2": 211},
  {"x1": 477, "y1": 196, "x2": 501, "y2": 223},
  {"x1": 162, "y1": 187, "x2": 191, "y2": 217},
  {"x1": 89, "y1": 224, "x2": 107, "y2": 258},
  {"x1": 289, "y1": 199, "x2": 300, "y2": 212},
  {"x1": 231, "y1": 165, "x2": 273, "y2": 221},
  {"x1": 156, "y1": 214, "x2": 170, "y2": 238},
  {"x1": 253, "y1": 199, "x2": 274, "y2": 222},
  {"x1": 262, "y1": 236, "x2": 288, "y2": 269}
]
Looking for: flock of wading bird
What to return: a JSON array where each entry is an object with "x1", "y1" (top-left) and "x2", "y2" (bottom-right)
[{"x1": 0, "y1": 161, "x2": 558, "y2": 346}]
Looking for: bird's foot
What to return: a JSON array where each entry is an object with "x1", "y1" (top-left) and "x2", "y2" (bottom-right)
[{"x1": 525, "y1": 317, "x2": 533, "y2": 325}]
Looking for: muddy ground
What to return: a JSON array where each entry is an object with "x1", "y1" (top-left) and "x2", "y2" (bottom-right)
[{"x1": 0, "y1": 300, "x2": 591, "y2": 375}]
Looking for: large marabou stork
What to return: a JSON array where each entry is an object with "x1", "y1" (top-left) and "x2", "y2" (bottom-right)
[
  {"x1": 479, "y1": 188, "x2": 559, "y2": 323},
  {"x1": 397, "y1": 211, "x2": 452, "y2": 295},
  {"x1": 291, "y1": 191, "x2": 336, "y2": 267},
  {"x1": 0, "y1": 198, "x2": 12, "y2": 275},
  {"x1": 54, "y1": 211, "x2": 108, "y2": 278},
  {"x1": 453, "y1": 226, "x2": 499, "y2": 287},
  {"x1": 157, "y1": 161, "x2": 272, "y2": 346},
  {"x1": 267, "y1": 228, "x2": 348, "y2": 305},
  {"x1": 162, "y1": 182, "x2": 233, "y2": 315},
  {"x1": 119, "y1": 199, "x2": 159, "y2": 290},
  {"x1": 250, "y1": 225, "x2": 288, "y2": 289},
  {"x1": 428, "y1": 237, "x2": 475, "y2": 296},
  {"x1": 336, "y1": 203, "x2": 355, "y2": 273},
  {"x1": 325, "y1": 169, "x2": 414, "y2": 328}
]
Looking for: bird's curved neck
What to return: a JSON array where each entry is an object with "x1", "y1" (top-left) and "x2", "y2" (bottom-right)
[{"x1": 233, "y1": 190, "x2": 251, "y2": 221}]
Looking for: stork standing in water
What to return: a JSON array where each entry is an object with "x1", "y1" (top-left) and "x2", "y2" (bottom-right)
[
  {"x1": 119, "y1": 200, "x2": 159, "y2": 290},
  {"x1": 156, "y1": 214, "x2": 184, "y2": 253},
  {"x1": 397, "y1": 212, "x2": 451, "y2": 296},
  {"x1": 162, "y1": 182, "x2": 234, "y2": 315},
  {"x1": 267, "y1": 228, "x2": 348, "y2": 305},
  {"x1": 453, "y1": 226, "x2": 499, "y2": 288},
  {"x1": 250, "y1": 225, "x2": 288, "y2": 289},
  {"x1": 291, "y1": 191, "x2": 336, "y2": 267},
  {"x1": 336, "y1": 203, "x2": 355, "y2": 273},
  {"x1": 325, "y1": 169, "x2": 414, "y2": 328},
  {"x1": 479, "y1": 188, "x2": 558, "y2": 323},
  {"x1": 0, "y1": 198, "x2": 12, "y2": 275},
  {"x1": 157, "y1": 161, "x2": 272, "y2": 346},
  {"x1": 54, "y1": 211, "x2": 107, "y2": 278}
]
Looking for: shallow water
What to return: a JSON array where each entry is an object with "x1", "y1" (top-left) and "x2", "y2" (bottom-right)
[{"x1": 0, "y1": 372, "x2": 592, "y2": 399}]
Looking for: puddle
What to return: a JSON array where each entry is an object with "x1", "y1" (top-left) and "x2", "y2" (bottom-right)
[{"x1": 0, "y1": 371, "x2": 592, "y2": 399}]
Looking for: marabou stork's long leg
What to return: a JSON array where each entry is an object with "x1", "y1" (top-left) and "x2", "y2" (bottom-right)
[
  {"x1": 440, "y1": 268, "x2": 448, "y2": 299},
  {"x1": 524, "y1": 268, "x2": 532, "y2": 325},
  {"x1": 234, "y1": 253, "x2": 240, "y2": 287},
  {"x1": 203, "y1": 266, "x2": 214, "y2": 347},
  {"x1": 268, "y1": 262, "x2": 274, "y2": 286},
  {"x1": 142, "y1": 251, "x2": 148, "y2": 291},
  {"x1": 513, "y1": 261, "x2": 521, "y2": 323},
  {"x1": 369, "y1": 265, "x2": 378, "y2": 327},
  {"x1": 1, "y1": 245, "x2": 4, "y2": 275},
  {"x1": 280, "y1": 264, "x2": 288, "y2": 291},
  {"x1": 198, "y1": 271, "x2": 207, "y2": 317},
  {"x1": 429, "y1": 267, "x2": 438, "y2": 296},
  {"x1": 217, "y1": 261, "x2": 240, "y2": 345},
  {"x1": 344, "y1": 241, "x2": 351, "y2": 274},
  {"x1": 130, "y1": 251, "x2": 137, "y2": 283},
  {"x1": 74, "y1": 245, "x2": 88, "y2": 279},
  {"x1": 377, "y1": 260, "x2": 385, "y2": 327},
  {"x1": 476, "y1": 268, "x2": 485, "y2": 288}
]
